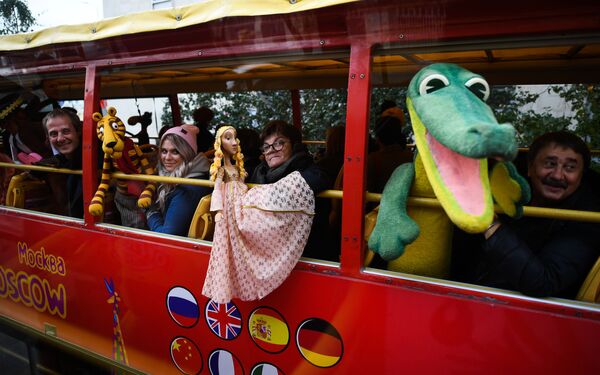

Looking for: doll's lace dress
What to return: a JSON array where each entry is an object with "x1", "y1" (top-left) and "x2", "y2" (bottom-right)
[{"x1": 202, "y1": 167, "x2": 314, "y2": 303}]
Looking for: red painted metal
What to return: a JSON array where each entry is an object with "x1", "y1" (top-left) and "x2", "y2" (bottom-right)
[
  {"x1": 2, "y1": 1, "x2": 600, "y2": 77},
  {"x1": 1, "y1": 1, "x2": 600, "y2": 373},
  {"x1": 1, "y1": 214, "x2": 599, "y2": 374},
  {"x1": 340, "y1": 42, "x2": 372, "y2": 276},
  {"x1": 82, "y1": 65, "x2": 100, "y2": 227},
  {"x1": 291, "y1": 89, "x2": 302, "y2": 130}
]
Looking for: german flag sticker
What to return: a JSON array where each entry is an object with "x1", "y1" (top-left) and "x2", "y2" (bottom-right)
[
  {"x1": 295, "y1": 318, "x2": 343, "y2": 368},
  {"x1": 248, "y1": 307, "x2": 290, "y2": 353}
]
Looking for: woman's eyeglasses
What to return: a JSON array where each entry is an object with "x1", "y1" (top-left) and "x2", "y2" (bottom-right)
[{"x1": 260, "y1": 139, "x2": 287, "y2": 154}]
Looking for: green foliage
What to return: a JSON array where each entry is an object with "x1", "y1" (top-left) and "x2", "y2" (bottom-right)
[
  {"x1": 370, "y1": 87, "x2": 408, "y2": 127},
  {"x1": 163, "y1": 84, "x2": 598, "y2": 158},
  {"x1": 300, "y1": 88, "x2": 347, "y2": 140},
  {"x1": 161, "y1": 91, "x2": 292, "y2": 132},
  {"x1": 162, "y1": 89, "x2": 348, "y2": 141},
  {"x1": 490, "y1": 85, "x2": 573, "y2": 147},
  {"x1": 163, "y1": 87, "x2": 411, "y2": 142},
  {"x1": 0, "y1": 0, "x2": 36, "y2": 35},
  {"x1": 550, "y1": 84, "x2": 600, "y2": 149}
]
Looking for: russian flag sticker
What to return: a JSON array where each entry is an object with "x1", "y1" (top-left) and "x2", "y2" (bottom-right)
[{"x1": 167, "y1": 286, "x2": 199, "y2": 328}]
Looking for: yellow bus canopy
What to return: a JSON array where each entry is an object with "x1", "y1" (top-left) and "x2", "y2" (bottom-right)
[{"x1": 0, "y1": 0, "x2": 357, "y2": 52}]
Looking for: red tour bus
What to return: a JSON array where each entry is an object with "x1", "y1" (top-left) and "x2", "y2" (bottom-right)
[{"x1": 1, "y1": 0, "x2": 599, "y2": 373}]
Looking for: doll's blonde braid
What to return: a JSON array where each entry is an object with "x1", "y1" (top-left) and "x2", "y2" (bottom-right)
[
  {"x1": 232, "y1": 144, "x2": 247, "y2": 181},
  {"x1": 209, "y1": 127, "x2": 225, "y2": 181},
  {"x1": 209, "y1": 148, "x2": 222, "y2": 181}
]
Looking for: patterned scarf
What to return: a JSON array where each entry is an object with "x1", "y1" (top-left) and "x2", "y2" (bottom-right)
[{"x1": 252, "y1": 149, "x2": 314, "y2": 185}]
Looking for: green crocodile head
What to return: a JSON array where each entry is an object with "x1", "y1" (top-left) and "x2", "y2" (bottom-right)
[{"x1": 407, "y1": 63, "x2": 518, "y2": 232}]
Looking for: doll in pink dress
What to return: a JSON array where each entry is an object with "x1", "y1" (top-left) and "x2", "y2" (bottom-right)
[{"x1": 202, "y1": 125, "x2": 315, "y2": 303}]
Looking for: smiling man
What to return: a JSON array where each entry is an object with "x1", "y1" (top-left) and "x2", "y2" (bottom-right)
[
  {"x1": 40, "y1": 108, "x2": 84, "y2": 217},
  {"x1": 528, "y1": 132, "x2": 587, "y2": 206},
  {"x1": 468, "y1": 131, "x2": 600, "y2": 298},
  {"x1": 44, "y1": 108, "x2": 81, "y2": 159}
]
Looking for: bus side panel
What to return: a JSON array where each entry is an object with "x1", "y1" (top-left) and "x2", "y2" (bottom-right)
[{"x1": 0, "y1": 213, "x2": 599, "y2": 374}]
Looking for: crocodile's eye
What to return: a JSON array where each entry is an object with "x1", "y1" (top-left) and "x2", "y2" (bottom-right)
[
  {"x1": 419, "y1": 73, "x2": 450, "y2": 96},
  {"x1": 465, "y1": 77, "x2": 490, "y2": 102}
]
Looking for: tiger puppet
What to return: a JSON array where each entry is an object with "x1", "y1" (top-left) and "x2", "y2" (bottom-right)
[{"x1": 89, "y1": 107, "x2": 156, "y2": 224}]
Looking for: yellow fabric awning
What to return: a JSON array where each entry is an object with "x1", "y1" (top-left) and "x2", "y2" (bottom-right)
[{"x1": 0, "y1": 0, "x2": 358, "y2": 52}]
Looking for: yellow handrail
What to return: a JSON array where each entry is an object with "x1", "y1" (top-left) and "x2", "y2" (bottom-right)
[
  {"x1": 303, "y1": 140, "x2": 326, "y2": 145},
  {"x1": 2, "y1": 163, "x2": 599, "y2": 223},
  {"x1": 517, "y1": 147, "x2": 600, "y2": 155},
  {"x1": 0, "y1": 162, "x2": 82, "y2": 175}
]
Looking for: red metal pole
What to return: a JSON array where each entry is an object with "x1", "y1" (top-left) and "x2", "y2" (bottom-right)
[
  {"x1": 340, "y1": 42, "x2": 372, "y2": 275},
  {"x1": 169, "y1": 94, "x2": 182, "y2": 126},
  {"x1": 82, "y1": 65, "x2": 100, "y2": 227},
  {"x1": 291, "y1": 89, "x2": 302, "y2": 130}
]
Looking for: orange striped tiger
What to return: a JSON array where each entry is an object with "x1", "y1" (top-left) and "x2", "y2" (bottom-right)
[{"x1": 89, "y1": 107, "x2": 156, "y2": 217}]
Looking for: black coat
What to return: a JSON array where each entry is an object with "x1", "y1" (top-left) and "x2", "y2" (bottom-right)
[
  {"x1": 454, "y1": 177, "x2": 600, "y2": 299},
  {"x1": 196, "y1": 127, "x2": 215, "y2": 154}
]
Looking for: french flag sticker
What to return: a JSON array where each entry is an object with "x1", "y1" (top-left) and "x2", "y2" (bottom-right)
[{"x1": 208, "y1": 349, "x2": 243, "y2": 375}]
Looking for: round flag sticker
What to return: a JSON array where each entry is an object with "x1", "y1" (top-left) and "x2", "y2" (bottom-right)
[
  {"x1": 248, "y1": 307, "x2": 289, "y2": 354},
  {"x1": 205, "y1": 300, "x2": 242, "y2": 340},
  {"x1": 251, "y1": 363, "x2": 284, "y2": 375},
  {"x1": 167, "y1": 287, "x2": 199, "y2": 328},
  {"x1": 208, "y1": 349, "x2": 243, "y2": 375},
  {"x1": 170, "y1": 336, "x2": 203, "y2": 375},
  {"x1": 295, "y1": 318, "x2": 343, "y2": 368}
]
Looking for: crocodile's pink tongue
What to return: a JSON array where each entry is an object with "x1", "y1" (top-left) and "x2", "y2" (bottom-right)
[{"x1": 427, "y1": 132, "x2": 485, "y2": 216}]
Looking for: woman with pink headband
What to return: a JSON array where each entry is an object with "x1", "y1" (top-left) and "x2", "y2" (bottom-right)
[{"x1": 146, "y1": 125, "x2": 211, "y2": 235}]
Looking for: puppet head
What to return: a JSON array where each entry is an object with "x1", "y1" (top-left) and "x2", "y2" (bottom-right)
[
  {"x1": 210, "y1": 125, "x2": 247, "y2": 181},
  {"x1": 407, "y1": 63, "x2": 518, "y2": 232},
  {"x1": 93, "y1": 107, "x2": 126, "y2": 159}
]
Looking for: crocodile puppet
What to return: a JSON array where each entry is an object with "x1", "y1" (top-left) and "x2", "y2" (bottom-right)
[{"x1": 368, "y1": 63, "x2": 530, "y2": 278}]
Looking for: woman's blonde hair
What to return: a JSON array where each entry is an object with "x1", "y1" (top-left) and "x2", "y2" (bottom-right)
[
  {"x1": 156, "y1": 133, "x2": 197, "y2": 211},
  {"x1": 210, "y1": 125, "x2": 247, "y2": 181}
]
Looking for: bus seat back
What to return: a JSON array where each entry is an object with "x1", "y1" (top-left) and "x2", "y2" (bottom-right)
[
  {"x1": 6, "y1": 173, "x2": 53, "y2": 211},
  {"x1": 188, "y1": 194, "x2": 215, "y2": 241},
  {"x1": 0, "y1": 154, "x2": 16, "y2": 205},
  {"x1": 328, "y1": 166, "x2": 344, "y2": 234},
  {"x1": 577, "y1": 256, "x2": 600, "y2": 303}
]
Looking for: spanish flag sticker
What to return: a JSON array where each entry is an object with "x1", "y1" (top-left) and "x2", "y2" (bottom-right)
[
  {"x1": 295, "y1": 318, "x2": 343, "y2": 368},
  {"x1": 248, "y1": 307, "x2": 290, "y2": 353}
]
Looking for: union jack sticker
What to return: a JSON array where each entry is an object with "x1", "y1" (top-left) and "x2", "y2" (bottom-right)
[{"x1": 205, "y1": 300, "x2": 242, "y2": 340}]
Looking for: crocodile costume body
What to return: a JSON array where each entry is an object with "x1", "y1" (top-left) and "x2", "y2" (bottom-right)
[{"x1": 368, "y1": 63, "x2": 530, "y2": 277}]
